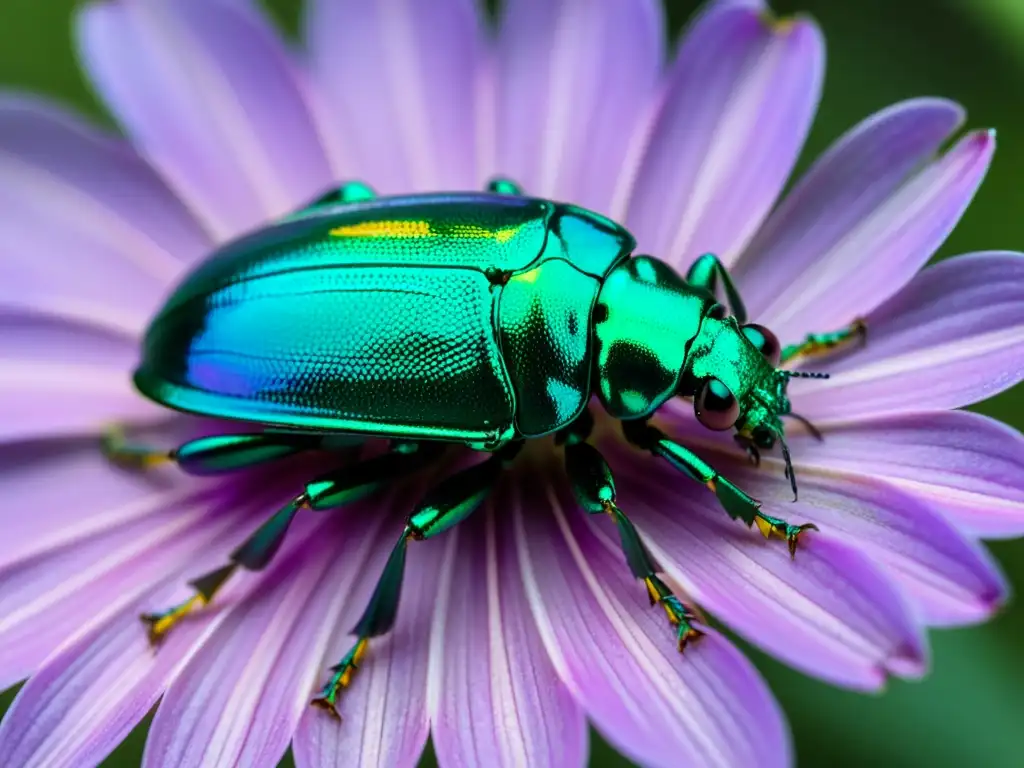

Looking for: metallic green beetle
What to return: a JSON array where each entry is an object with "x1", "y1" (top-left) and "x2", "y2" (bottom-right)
[{"x1": 105, "y1": 178, "x2": 863, "y2": 717}]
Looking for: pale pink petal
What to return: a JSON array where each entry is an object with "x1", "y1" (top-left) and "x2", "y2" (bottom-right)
[
  {"x1": 627, "y1": 4, "x2": 823, "y2": 268},
  {"x1": 605, "y1": 442, "x2": 925, "y2": 689},
  {"x1": 0, "y1": 585, "x2": 218, "y2": 768},
  {"x1": 752, "y1": 130, "x2": 994, "y2": 341},
  {"x1": 0, "y1": 310, "x2": 136, "y2": 368},
  {"x1": 0, "y1": 384, "x2": 159, "y2": 446},
  {"x1": 0, "y1": 484, "x2": 255, "y2": 690},
  {"x1": 734, "y1": 98, "x2": 964, "y2": 319},
  {"x1": 0, "y1": 95, "x2": 208, "y2": 330},
  {"x1": 690, "y1": 445, "x2": 1009, "y2": 627},
  {"x1": 143, "y1": 513, "x2": 377, "y2": 768},
  {"x1": 791, "y1": 252, "x2": 1024, "y2": 421},
  {"x1": 293, "y1": 500, "x2": 438, "y2": 768},
  {"x1": 0, "y1": 424, "x2": 205, "y2": 568},
  {"x1": 305, "y1": 0, "x2": 485, "y2": 192},
  {"x1": 429, "y1": 501, "x2": 587, "y2": 768},
  {"x1": 496, "y1": 0, "x2": 663, "y2": 213},
  {"x1": 514, "y1": 482, "x2": 789, "y2": 768},
  {"x1": 78, "y1": 0, "x2": 332, "y2": 241},
  {"x1": 779, "y1": 411, "x2": 1024, "y2": 539},
  {"x1": 0, "y1": 311, "x2": 158, "y2": 442}
]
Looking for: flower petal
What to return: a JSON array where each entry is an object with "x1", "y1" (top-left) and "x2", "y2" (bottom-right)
[
  {"x1": 0, "y1": 376, "x2": 156, "y2": 445},
  {"x1": 627, "y1": 4, "x2": 823, "y2": 268},
  {"x1": 734, "y1": 98, "x2": 965, "y2": 320},
  {"x1": 293, "y1": 501, "x2": 437, "y2": 768},
  {"x1": 750, "y1": 129, "x2": 994, "y2": 341},
  {"x1": 0, "y1": 310, "x2": 136, "y2": 368},
  {"x1": 305, "y1": 0, "x2": 485, "y2": 192},
  {"x1": 0, "y1": 484, "x2": 252, "y2": 691},
  {"x1": 0, "y1": 491, "x2": 302, "y2": 768},
  {"x1": 495, "y1": 0, "x2": 663, "y2": 213},
  {"x1": 0, "y1": 423, "x2": 205, "y2": 568},
  {"x1": 0, "y1": 311, "x2": 158, "y2": 442},
  {"x1": 429, "y1": 500, "x2": 587, "y2": 768},
  {"x1": 606, "y1": 443, "x2": 925, "y2": 689},
  {"x1": 0, "y1": 481, "x2": 301, "y2": 768},
  {"x1": 700, "y1": 448, "x2": 1009, "y2": 626},
  {"x1": 143, "y1": 513, "x2": 374, "y2": 768},
  {"x1": 0, "y1": 95, "x2": 208, "y2": 329},
  {"x1": 0, "y1": 580, "x2": 221, "y2": 768},
  {"x1": 778, "y1": 411, "x2": 1024, "y2": 539},
  {"x1": 514, "y1": 482, "x2": 789, "y2": 768},
  {"x1": 78, "y1": 0, "x2": 332, "y2": 241},
  {"x1": 791, "y1": 252, "x2": 1024, "y2": 421}
]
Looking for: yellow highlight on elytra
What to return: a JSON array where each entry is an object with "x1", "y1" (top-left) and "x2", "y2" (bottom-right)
[
  {"x1": 330, "y1": 219, "x2": 518, "y2": 243},
  {"x1": 329, "y1": 220, "x2": 432, "y2": 238},
  {"x1": 516, "y1": 268, "x2": 541, "y2": 284}
]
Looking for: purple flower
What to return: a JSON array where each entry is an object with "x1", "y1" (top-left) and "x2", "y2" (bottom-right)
[{"x1": 1, "y1": 0, "x2": 1022, "y2": 766}]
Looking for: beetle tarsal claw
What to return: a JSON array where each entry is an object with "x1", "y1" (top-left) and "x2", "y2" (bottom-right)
[
  {"x1": 754, "y1": 513, "x2": 818, "y2": 558},
  {"x1": 101, "y1": 424, "x2": 173, "y2": 471},
  {"x1": 309, "y1": 695, "x2": 343, "y2": 721},
  {"x1": 139, "y1": 594, "x2": 207, "y2": 646},
  {"x1": 643, "y1": 577, "x2": 703, "y2": 651},
  {"x1": 311, "y1": 637, "x2": 370, "y2": 720}
]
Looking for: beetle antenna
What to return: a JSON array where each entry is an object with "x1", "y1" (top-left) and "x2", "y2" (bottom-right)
[
  {"x1": 783, "y1": 412, "x2": 823, "y2": 441},
  {"x1": 783, "y1": 370, "x2": 830, "y2": 380}
]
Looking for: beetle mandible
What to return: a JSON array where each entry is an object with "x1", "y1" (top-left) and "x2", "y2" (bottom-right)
[{"x1": 105, "y1": 178, "x2": 865, "y2": 716}]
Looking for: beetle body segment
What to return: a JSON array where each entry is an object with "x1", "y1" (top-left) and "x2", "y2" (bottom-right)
[
  {"x1": 593, "y1": 256, "x2": 710, "y2": 420},
  {"x1": 136, "y1": 193, "x2": 636, "y2": 446}
]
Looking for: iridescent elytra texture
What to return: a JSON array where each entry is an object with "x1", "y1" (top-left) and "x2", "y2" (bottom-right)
[{"x1": 135, "y1": 192, "x2": 642, "y2": 447}]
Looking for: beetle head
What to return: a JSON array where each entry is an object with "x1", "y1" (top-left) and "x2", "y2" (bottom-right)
[{"x1": 680, "y1": 306, "x2": 828, "y2": 499}]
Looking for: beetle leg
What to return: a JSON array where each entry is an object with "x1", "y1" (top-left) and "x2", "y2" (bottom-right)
[
  {"x1": 286, "y1": 181, "x2": 378, "y2": 220},
  {"x1": 487, "y1": 177, "x2": 524, "y2": 196},
  {"x1": 140, "y1": 441, "x2": 442, "y2": 645},
  {"x1": 304, "y1": 181, "x2": 377, "y2": 208},
  {"x1": 621, "y1": 420, "x2": 816, "y2": 557},
  {"x1": 685, "y1": 253, "x2": 747, "y2": 323},
  {"x1": 100, "y1": 424, "x2": 178, "y2": 470},
  {"x1": 781, "y1": 318, "x2": 867, "y2": 365},
  {"x1": 102, "y1": 427, "x2": 364, "y2": 475},
  {"x1": 312, "y1": 442, "x2": 520, "y2": 719},
  {"x1": 562, "y1": 433, "x2": 702, "y2": 651}
]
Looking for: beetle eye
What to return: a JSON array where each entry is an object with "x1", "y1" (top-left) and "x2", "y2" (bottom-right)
[
  {"x1": 707, "y1": 303, "x2": 728, "y2": 320},
  {"x1": 695, "y1": 378, "x2": 740, "y2": 431},
  {"x1": 741, "y1": 323, "x2": 782, "y2": 366}
]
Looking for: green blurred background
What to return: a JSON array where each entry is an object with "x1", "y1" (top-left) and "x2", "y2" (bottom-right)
[{"x1": 1, "y1": 0, "x2": 1022, "y2": 765}]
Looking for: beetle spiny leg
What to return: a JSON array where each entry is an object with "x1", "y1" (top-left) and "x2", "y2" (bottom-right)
[
  {"x1": 780, "y1": 318, "x2": 867, "y2": 365},
  {"x1": 643, "y1": 573, "x2": 703, "y2": 652},
  {"x1": 753, "y1": 513, "x2": 818, "y2": 559},
  {"x1": 601, "y1": 501, "x2": 703, "y2": 652},
  {"x1": 101, "y1": 424, "x2": 173, "y2": 470},
  {"x1": 140, "y1": 495, "x2": 311, "y2": 645},
  {"x1": 562, "y1": 426, "x2": 707, "y2": 656},
  {"x1": 487, "y1": 177, "x2": 524, "y2": 196},
  {"x1": 310, "y1": 637, "x2": 370, "y2": 719},
  {"x1": 140, "y1": 562, "x2": 237, "y2": 645}
]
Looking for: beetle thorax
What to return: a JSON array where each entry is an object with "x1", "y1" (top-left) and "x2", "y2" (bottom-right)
[{"x1": 592, "y1": 257, "x2": 710, "y2": 420}]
